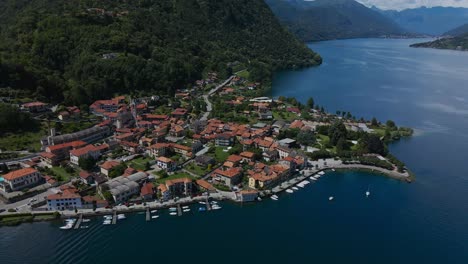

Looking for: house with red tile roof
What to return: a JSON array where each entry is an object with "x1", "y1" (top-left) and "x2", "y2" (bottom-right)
[
  {"x1": 165, "y1": 178, "x2": 193, "y2": 197},
  {"x1": 100, "y1": 161, "x2": 121, "y2": 176},
  {"x1": 70, "y1": 145, "x2": 101, "y2": 165},
  {"x1": 156, "y1": 157, "x2": 176, "y2": 172},
  {"x1": 1, "y1": 168, "x2": 42, "y2": 192},
  {"x1": 47, "y1": 189, "x2": 82, "y2": 211},
  {"x1": 212, "y1": 167, "x2": 243, "y2": 187},
  {"x1": 22, "y1": 101, "x2": 48, "y2": 113},
  {"x1": 140, "y1": 182, "x2": 154, "y2": 200}
]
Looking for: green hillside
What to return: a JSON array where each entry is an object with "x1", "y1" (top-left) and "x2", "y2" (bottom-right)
[{"x1": 0, "y1": 0, "x2": 321, "y2": 105}]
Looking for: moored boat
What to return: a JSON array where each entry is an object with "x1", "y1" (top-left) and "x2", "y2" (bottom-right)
[
  {"x1": 183, "y1": 209, "x2": 191, "y2": 212},
  {"x1": 169, "y1": 212, "x2": 177, "y2": 216},
  {"x1": 117, "y1": 214, "x2": 126, "y2": 220},
  {"x1": 151, "y1": 210, "x2": 158, "y2": 214},
  {"x1": 286, "y1": 189, "x2": 294, "y2": 193},
  {"x1": 59, "y1": 223, "x2": 73, "y2": 230},
  {"x1": 152, "y1": 215, "x2": 160, "y2": 219}
]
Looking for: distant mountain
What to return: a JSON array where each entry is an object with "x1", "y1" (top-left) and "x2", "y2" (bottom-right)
[
  {"x1": 410, "y1": 35, "x2": 468, "y2": 51},
  {"x1": 266, "y1": 0, "x2": 407, "y2": 42},
  {"x1": 444, "y1": 23, "x2": 468, "y2": 37},
  {"x1": 377, "y1": 6, "x2": 468, "y2": 36},
  {"x1": 0, "y1": 0, "x2": 320, "y2": 105}
]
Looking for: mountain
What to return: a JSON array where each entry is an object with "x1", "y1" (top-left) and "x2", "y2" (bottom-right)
[
  {"x1": 265, "y1": 0, "x2": 407, "y2": 42},
  {"x1": 377, "y1": 6, "x2": 468, "y2": 35},
  {"x1": 410, "y1": 35, "x2": 468, "y2": 51},
  {"x1": 0, "y1": 0, "x2": 321, "y2": 105},
  {"x1": 444, "y1": 23, "x2": 468, "y2": 37}
]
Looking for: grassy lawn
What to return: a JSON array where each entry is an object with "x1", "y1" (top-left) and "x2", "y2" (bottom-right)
[
  {"x1": 155, "y1": 172, "x2": 195, "y2": 184},
  {"x1": 214, "y1": 147, "x2": 230, "y2": 163},
  {"x1": 372, "y1": 128, "x2": 386, "y2": 137},
  {"x1": 129, "y1": 157, "x2": 153, "y2": 171},
  {"x1": 272, "y1": 110, "x2": 297, "y2": 122},
  {"x1": 317, "y1": 134, "x2": 330, "y2": 145},
  {"x1": 236, "y1": 69, "x2": 250, "y2": 79},
  {"x1": 185, "y1": 163, "x2": 210, "y2": 176},
  {"x1": 50, "y1": 166, "x2": 76, "y2": 182},
  {"x1": 0, "y1": 131, "x2": 45, "y2": 152}
]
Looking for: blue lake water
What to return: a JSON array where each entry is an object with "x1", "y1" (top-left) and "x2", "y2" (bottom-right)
[{"x1": 1, "y1": 39, "x2": 468, "y2": 264}]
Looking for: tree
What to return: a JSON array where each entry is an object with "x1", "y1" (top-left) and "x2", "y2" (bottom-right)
[
  {"x1": 371, "y1": 117, "x2": 378, "y2": 126},
  {"x1": 296, "y1": 130, "x2": 316, "y2": 146},
  {"x1": 360, "y1": 134, "x2": 387, "y2": 156},
  {"x1": 307, "y1": 97, "x2": 315, "y2": 109},
  {"x1": 78, "y1": 157, "x2": 96, "y2": 171},
  {"x1": 103, "y1": 191, "x2": 114, "y2": 202},
  {"x1": 328, "y1": 120, "x2": 347, "y2": 146},
  {"x1": 386, "y1": 120, "x2": 396, "y2": 129}
]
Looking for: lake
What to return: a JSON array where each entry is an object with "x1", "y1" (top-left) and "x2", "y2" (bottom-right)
[{"x1": 1, "y1": 39, "x2": 468, "y2": 264}]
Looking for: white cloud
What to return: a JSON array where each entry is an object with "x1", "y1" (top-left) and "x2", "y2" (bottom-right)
[{"x1": 356, "y1": 0, "x2": 468, "y2": 10}]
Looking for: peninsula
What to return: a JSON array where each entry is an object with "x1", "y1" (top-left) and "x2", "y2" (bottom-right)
[{"x1": 0, "y1": 70, "x2": 413, "y2": 226}]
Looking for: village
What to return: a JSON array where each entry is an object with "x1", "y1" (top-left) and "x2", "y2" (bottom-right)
[{"x1": 0, "y1": 71, "x2": 412, "y2": 222}]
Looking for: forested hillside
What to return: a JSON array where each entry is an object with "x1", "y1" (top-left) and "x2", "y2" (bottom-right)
[
  {"x1": 0, "y1": 0, "x2": 321, "y2": 105},
  {"x1": 444, "y1": 24, "x2": 468, "y2": 37},
  {"x1": 266, "y1": 0, "x2": 406, "y2": 42}
]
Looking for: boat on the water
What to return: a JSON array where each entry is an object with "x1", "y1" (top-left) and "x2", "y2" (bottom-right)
[
  {"x1": 183, "y1": 209, "x2": 191, "y2": 212},
  {"x1": 310, "y1": 177, "x2": 317, "y2": 181},
  {"x1": 211, "y1": 201, "x2": 218, "y2": 204},
  {"x1": 271, "y1": 195, "x2": 279, "y2": 201},
  {"x1": 329, "y1": 196, "x2": 334, "y2": 201},
  {"x1": 103, "y1": 220, "x2": 112, "y2": 225},
  {"x1": 292, "y1": 187, "x2": 299, "y2": 191},
  {"x1": 82, "y1": 219, "x2": 91, "y2": 223},
  {"x1": 80, "y1": 226, "x2": 89, "y2": 229},
  {"x1": 366, "y1": 186, "x2": 371, "y2": 198},
  {"x1": 286, "y1": 189, "x2": 294, "y2": 193},
  {"x1": 257, "y1": 197, "x2": 262, "y2": 201},
  {"x1": 169, "y1": 207, "x2": 177, "y2": 212},
  {"x1": 199, "y1": 201, "x2": 206, "y2": 205},
  {"x1": 169, "y1": 212, "x2": 177, "y2": 216},
  {"x1": 182, "y1": 206, "x2": 189, "y2": 209},
  {"x1": 151, "y1": 210, "x2": 158, "y2": 214},
  {"x1": 117, "y1": 214, "x2": 126, "y2": 220},
  {"x1": 59, "y1": 223, "x2": 73, "y2": 230},
  {"x1": 152, "y1": 215, "x2": 160, "y2": 219},
  {"x1": 212, "y1": 205, "x2": 222, "y2": 210},
  {"x1": 199, "y1": 207, "x2": 206, "y2": 212}
]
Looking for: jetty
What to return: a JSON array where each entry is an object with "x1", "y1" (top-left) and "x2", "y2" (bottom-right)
[
  {"x1": 112, "y1": 211, "x2": 117, "y2": 225},
  {"x1": 205, "y1": 196, "x2": 211, "y2": 211},
  {"x1": 145, "y1": 208, "x2": 150, "y2": 221},
  {"x1": 73, "y1": 214, "x2": 83, "y2": 229},
  {"x1": 177, "y1": 204, "x2": 182, "y2": 216}
]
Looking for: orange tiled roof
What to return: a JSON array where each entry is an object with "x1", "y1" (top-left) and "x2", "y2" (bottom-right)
[{"x1": 3, "y1": 168, "x2": 38, "y2": 181}]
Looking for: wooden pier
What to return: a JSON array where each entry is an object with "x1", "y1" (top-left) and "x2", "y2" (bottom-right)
[
  {"x1": 112, "y1": 211, "x2": 117, "y2": 225},
  {"x1": 205, "y1": 196, "x2": 211, "y2": 211},
  {"x1": 73, "y1": 214, "x2": 83, "y2": 229},
  {"x1": 177, "y1": 204, "x2": 182, "y2": 216}
]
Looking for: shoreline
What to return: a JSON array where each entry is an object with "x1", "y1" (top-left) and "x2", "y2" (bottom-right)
[{"x1": 1, "y1": 161, "x2": 410, "y2": 226}]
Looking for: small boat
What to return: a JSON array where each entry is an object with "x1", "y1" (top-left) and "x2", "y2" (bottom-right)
[
  {"x1": 103, "y1": 215, "x2": 112, "y2": 220},
  {"x1": 169, "y1": 207, "x2": 177, "y2": 212},
  {"x1": 199, "y1": 207, "x2": 207, "y2": 212},
  {"x1": 117, "y1": 214, "x2": 126, "y2": 220},
  {"x1": 103, "y1": 220, "x2": 112, "y2": 225},
  {"x1": 286, "y1": 189, "x2": 294, "y2": 193},
  {"x1": 169, "y1": 212, "x2": 177, "y2": 216},
  {"x1": 318, "y1": 171, "x2": 325, "y2": 176},
  {"x1": 310, "y1": 177, "x2": 317, "y2": 181},
  {"x1": 292, "y1": 187, "x2": 299, "y2": 191},
  {"x1": 183, "y1": 209, "x2": 191, "y2": 212},
  {"x1": 211, "y1": 201, "x2": 218, "y2": 204},
  {"x1": 366, "y1": 186, "x2": 371, "y2": 198},
  {"x1": 59, "y1": 224, "x2": 73, "y2": 230},
  {"x1": 329, "y1": 196, "x2": 334, "y2": 201},
  {"x1": 332, "y1": 169, "x2": 336, "y2": 172},
  {"x1": 199, "y1": 201, "x2": 206, "y2": 205},
  {"x1": 65, "y1": 218, "x2": 76, "y2": 224},
  {"x1": 212, "y1": 206, "x2": 222, "y2": 210},
  {"x1": 151, "y1": 215, "x2": 160, "y2": 219},
  {"x1": 151, "y1": 210, "x2": 158, "y2": 214},
  {"x1": 257, "y1": 197, "x2": 262, "y2": 201},
  {"x1": 82, "y1": 219, "x2": 91, "y2": 223},
  {"x1": 182, "y1": 206, "x2": 190, "y2": 209},
  {"x1": 80, "y1": 226, "x2": 89, "y2": 229}
]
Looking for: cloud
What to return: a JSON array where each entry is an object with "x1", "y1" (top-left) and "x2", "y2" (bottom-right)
[{"x1": 356, "y1": 0, "x2": 468, "y2": 10}]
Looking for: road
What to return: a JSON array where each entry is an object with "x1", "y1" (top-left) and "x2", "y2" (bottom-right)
[
  {"x1": 0, "y1": 188, "x2": 56, "y2": 213},
  {"x1": 200, "y1": 75, "x2": 235, "y2": 121}
]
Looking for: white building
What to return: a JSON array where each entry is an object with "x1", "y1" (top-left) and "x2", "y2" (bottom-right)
[
  {"x1": 69, "y1": 145, "x2": 101, "y2": 165},
  {"x1": 47, "y1": 191, "x2": 82, "y2": 211},
  {"x1": 0, "y1": 168, "x2": 42, "y2": 192}
]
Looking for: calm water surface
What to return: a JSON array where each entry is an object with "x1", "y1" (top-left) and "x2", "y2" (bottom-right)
[{"x1": 1, "y1": 39, "x2": 468, "y2": 264}]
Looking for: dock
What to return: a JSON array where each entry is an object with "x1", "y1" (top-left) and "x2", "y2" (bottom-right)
[
  {"x1": 177, "y1": 204, "x2": 182, "y2": 216},
  {"x1": 73, "y1": 214, "x2": 83, "y2": 229},
  {"x1": 205, "y1": 196, "x2": 211, "y2": 211},
  {"x1": 146, "y1": 208, "x2": 150, "y2": 221},
  {"x1": 112, "y1": 211, "x2": 117, "y2": 225}
]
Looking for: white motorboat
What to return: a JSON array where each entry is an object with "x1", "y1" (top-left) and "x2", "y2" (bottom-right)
[
  {"x1": 318, "y1": 171, "x2": 325, "y2": 176},
  {"x1": 152, "y1": 215, "x2": 160, "y2": 219},
  {"x1": 286, "y1": 189, "x2": 294, "y2": 194},
  {"x1": 292, "y1": 187, "x2": 299, "y2": 191},
  {"x1": 310, "y1": 177, "x2": 317, "y2": 181},
  {"x1": 82, "y1": 219, "x2": 91, "y2": 223},
  {"x1": 169, "y1": 207, "x2": 177, "y2": 212},
  {"x1": 199, "y1": 201, "x2": 206, "y2": 205},
  {"x1": 182, "y1": 206, "x2": 189, "y2": 209},
  {"x1": 332, "y1": 169, "x2": 336, "y2": 172},
  {"x1": 329, "y1": 196, "x2": 334, "y2": 201},
  {"x1": 366, "y1": 186, "x2": 371, "y2": 198},
  {"x1": 103, "y1": 215, "x2": 112, "y2": 220},
  {"x1": 169, "y1": 212, "x2": 177, "y2": 216},
  {"x1": 212, "y1": 206, "x2": 222, "y2": 210},
  {"x1": 183, "y1": 209, "x2": 191, "y2": 212},
  {"x1": 59, "y1": 223, "x2": 73, "y2": 230},
  {"x1": 151, "y1": 210, "x2": 158, "y2": 214},
  {"x1": 211, "y1": 201, "x2": 218, "y2": 204},
  {"x1": 117, "y1": 214, "x2": 126, "y2": 220},
  {"x1": 257, "y1": 197, "x2": 262, "y2": 201},
  {"x1": 103, "y1": 220, "x2": 112, "y2": 225},
  {"x1": 80, "y1": 226, "x2": 89, "y2": 229}
]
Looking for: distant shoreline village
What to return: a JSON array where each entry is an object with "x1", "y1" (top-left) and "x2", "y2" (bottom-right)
[{"x1": 0, "y1": 71, "x2": 413, "y2": 226}]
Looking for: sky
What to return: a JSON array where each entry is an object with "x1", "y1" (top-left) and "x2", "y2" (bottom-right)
[{"x1": 355, "y1": 0, "x2": 468, "y2": 10}]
